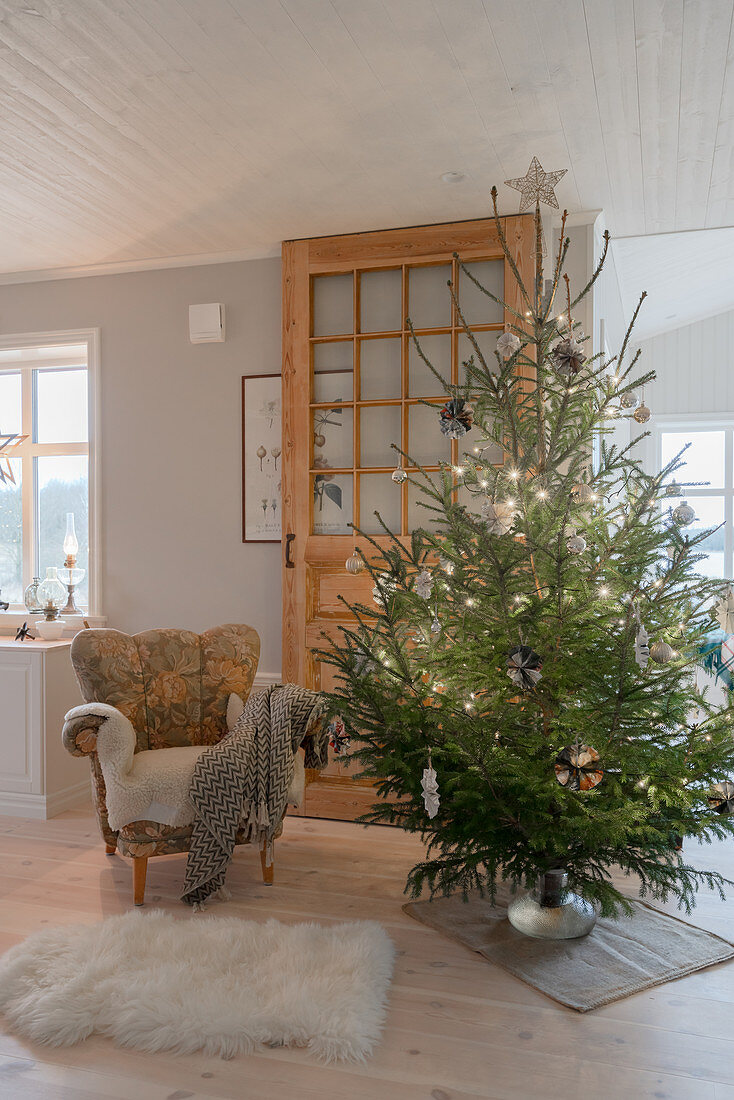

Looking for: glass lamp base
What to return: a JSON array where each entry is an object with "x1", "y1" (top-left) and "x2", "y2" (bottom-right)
[{"x1": 508, "y1": 871, "x2": 598, "y2": 940}]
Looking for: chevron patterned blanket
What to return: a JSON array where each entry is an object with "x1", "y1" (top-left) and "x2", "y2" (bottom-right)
[{"x1": 181, "y1": 683, "x2": 327, "y2": 906}]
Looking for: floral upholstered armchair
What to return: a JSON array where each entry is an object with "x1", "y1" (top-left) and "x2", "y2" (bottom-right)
[{"x1": 61, "y1": 625, "x2": 323, "y2": 905}]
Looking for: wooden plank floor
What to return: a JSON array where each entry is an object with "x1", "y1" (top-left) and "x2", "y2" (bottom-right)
[{"x1": 1, "y1": 807, "x2": 734, "y2": 1099}]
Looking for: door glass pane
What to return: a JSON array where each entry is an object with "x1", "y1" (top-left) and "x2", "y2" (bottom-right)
[
  {"x1": 313, "y1": 274, "x2": 353, "y2": 337},
  {"x1": 408, "y1": 403, "x2": 451, "y2": 466},
  {"x1": 360, "y1": 405, "x2": 401, "y2": 467},
  {"x1": 409, "y1": 333, "x2": 450, "y2": 396},
  {"x1": 408, "y1": 264, "x2": 452, "y2": 329},
  {"x1": 0, "y1": 372, "x2": 22, "y2": 435},
  {"x1": 459, "y1": 260, "x2": 504, "y2": 324},
  {"x1": 678, "y1": 495, "x2": 725, "y2": 579},
  {"x1": 0, "y1": 459, "x2": 22, "y2": 606},
  {"x1": 661, "y1": 431, "x2": 725, "y2": 488},
  {"x1": 359, "y1": 338, "x2": 401, "y2": 400},
  {"x1": 37, "y1": 455, "x2": 89, "y2": 607},
  {"x1": 313, "y1": 342, "x2": 353, "y2": 403},
  {"x1": 313, "y1": 407, "x2": 353, "y2": 468},
  {"x1": 312, "y1": 473, "x2": 353, "y2": 534},
  {"x1": 457, "y1": 482, "x2": 485, "y2": 520},
  {"x1": 408, "y1": 477, "x2": 443, "y2": 532},
  {"x1": 458, "y1": 330, "x2": 500, "y2": 388},
  {"x1": 360, "y1": 269, "x2": 402, "y2": 333},
  {"x1": 359, "y1": 473, "x2": 402, "y2": 534}
]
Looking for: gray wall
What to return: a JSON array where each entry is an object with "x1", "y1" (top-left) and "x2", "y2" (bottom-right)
[
  {"x1": 0, "y1": 257, "x2": 283, "y2": 677},
  {"x1": 638, "y1": 308, "x2": 734, "y2": 416}
]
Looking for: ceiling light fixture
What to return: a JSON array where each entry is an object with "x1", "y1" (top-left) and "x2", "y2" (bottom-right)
[{"x1": 441, "y1": 171, "x2": 466, "y2": 184}]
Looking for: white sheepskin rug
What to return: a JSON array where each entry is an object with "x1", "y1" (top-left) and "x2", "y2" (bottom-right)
[{"x1": 0, "y1": 910, "x2": 395, "y2": 1063}]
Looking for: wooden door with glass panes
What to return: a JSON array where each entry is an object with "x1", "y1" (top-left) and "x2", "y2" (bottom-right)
[{"x1": 282, "y1": 216, "x2": 533, "y2": 820}]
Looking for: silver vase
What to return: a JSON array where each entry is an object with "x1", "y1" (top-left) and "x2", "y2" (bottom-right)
[{"x1": 507, "y1": 869, "x2": 597, "y2": 940}]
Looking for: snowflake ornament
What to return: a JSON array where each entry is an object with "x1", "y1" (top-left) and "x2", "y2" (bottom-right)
[
  {"x1": 481, "y1": 499, "x2": 516, "y2": 535},
  {"x1": 414, "y1": 569, "x2": 433, "y2": 600},
  {"x1": 496, "y1": 332, "x2": 521, "y2": 360}
]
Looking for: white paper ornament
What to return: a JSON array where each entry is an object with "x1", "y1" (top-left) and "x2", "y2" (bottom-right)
[
  {"x1": 496, "y1": 332, "x2": 521, "y2": 360},
  {"x1": 481, "y1": 499, "x2": 516, "y2": 535},
  {"x1": 635, "y1": 624, "x2": 650, "y2": 670},
  {"x1": 672, "y1": 500, "x2": 695, "y2": 526},
  {"x1": 421, "y1": 755, "x2": 440, "y2": 818},
  {"x1": 714, "y1": 587, "x2": 734, "y2": 634}
]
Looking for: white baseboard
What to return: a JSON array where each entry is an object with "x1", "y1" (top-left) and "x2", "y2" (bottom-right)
[
  {"x1": 253, "y1": 671, "x2": 282, "y2": 688},
  {"x1": 0, "y1": 780, "x2": 91, "y2": 820}
]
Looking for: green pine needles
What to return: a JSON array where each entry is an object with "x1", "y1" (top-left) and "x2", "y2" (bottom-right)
[{"x1": 318, "y1": 190, "x2": 734, "y2": 917}]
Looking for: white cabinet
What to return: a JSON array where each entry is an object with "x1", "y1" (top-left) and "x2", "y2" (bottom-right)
[{"x1": 0, "y1": 639, "x2": 88, "y2": 818}]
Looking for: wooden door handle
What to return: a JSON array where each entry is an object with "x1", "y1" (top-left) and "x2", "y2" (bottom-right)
[{"x1": 285, "y1": 532, "x2": 295, "y2": 568}]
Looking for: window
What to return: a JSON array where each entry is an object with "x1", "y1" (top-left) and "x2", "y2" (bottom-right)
[
  {"x1": 657, "y1": 420, "x2": 733, "y2": 580},
  {"x1": 0, "y1": 334, "x2": 98, "y2": 613}
]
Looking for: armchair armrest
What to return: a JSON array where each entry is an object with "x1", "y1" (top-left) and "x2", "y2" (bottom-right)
[
  {"x1": 62, "y1": 703, "x2": 136, "y2": 778},
  {"x1": 62, "y1": 711, "x2": 108, "y2": 757}
]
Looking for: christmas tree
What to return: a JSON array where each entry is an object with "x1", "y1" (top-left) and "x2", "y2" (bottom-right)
[{"x1": 320, "y1": 162, "x2": 734, "y2": 918}]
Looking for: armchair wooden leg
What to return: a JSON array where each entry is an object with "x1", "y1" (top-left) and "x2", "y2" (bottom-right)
[
  {"x1": 133, "y1": 856, "x2": 148, "y2": 906},
  {"x1": 105, "y1": 842, "x2": 117, "y2": 855},
  {"x1": 260, "y1": 839, "x2": 274, "y2": 886}
]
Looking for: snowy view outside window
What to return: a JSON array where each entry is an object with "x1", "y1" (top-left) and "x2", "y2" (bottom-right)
[
  {"x1": 660, "y1": 428, "x2": 731, "y2": 581},
  {"x1": 0, "y1": 345, "x2": 89, "y2": 608}
]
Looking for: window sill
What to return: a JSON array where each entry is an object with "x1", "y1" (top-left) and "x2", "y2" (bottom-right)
[{"x1": 0, "y1": 611, "x2": 107, "y2": 639}]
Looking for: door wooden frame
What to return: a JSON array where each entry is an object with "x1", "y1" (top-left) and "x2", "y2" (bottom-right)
[{"x1": 282, "y1": 215, "x2": 534, "y2": 818}]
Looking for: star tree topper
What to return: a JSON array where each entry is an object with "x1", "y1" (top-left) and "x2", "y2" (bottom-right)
[
  {"x1": 0, "y1": 432, "x2": 28, "y2": 485},
  {"x1": 505, "y1": 156, "x2": 567, "y2": 211}
]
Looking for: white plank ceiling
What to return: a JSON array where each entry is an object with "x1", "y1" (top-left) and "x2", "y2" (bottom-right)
[{"x1": 0, "y1": 0, "x2": 731, "y2": 284}]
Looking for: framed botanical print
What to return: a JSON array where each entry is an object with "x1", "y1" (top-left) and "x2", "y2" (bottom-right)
[{"x1": 242, "y1": 373, "x2": 282, "y2": 542}]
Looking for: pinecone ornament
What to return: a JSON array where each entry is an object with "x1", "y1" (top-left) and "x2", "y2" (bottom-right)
[
  {"x1": 507, "y1": 645, "x2": 543, "y2": 689},
  {"x1": 553, "y1": 337, "x2": 585, "y2": 376},
  {"x1": 555, "y1": 744, "x2": 603, "y2": 791},
  {"x1": 438, "y1": 398, "x2": 473, "y2": 439}
]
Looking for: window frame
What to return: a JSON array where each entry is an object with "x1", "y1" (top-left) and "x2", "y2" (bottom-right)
[
  {"x1": 653, "y1": 413, "x2": 734, "y2": 581},
  {"x1": 0, "y1": 328, "x2": 101, "y2": 615}
]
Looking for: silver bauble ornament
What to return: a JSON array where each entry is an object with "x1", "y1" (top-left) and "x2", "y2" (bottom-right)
[
  {"x1": 345, "y1": 550, "x2": 364, "y2": 575},
  {"x1": 666, "y1": 481, "x2": 681, "y2": 497},
  {"x1": 566, "y1": 533, "x2": 587, "y2": 554},
  {"x1": 649, "y1": 640, "x2": 674, "y2": 664},
  {"x1": 391, "y1": 466, "x2": 407, "y2": 484},
  {"x1": 633, "y1": 404, "x2": 651, "y2": 424},
  {"x1": 430, "y1": 616, "x2": 441, "y2": 637},
  {"x1": 619, "y1": 391, "x2": 639, "y2": 410},
  {"x1": 673, "y1": 500, "x2": 695, "y2": 526},
  {"x1": 571, "y1": 481, "x2": 594, "y2": 504}
]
